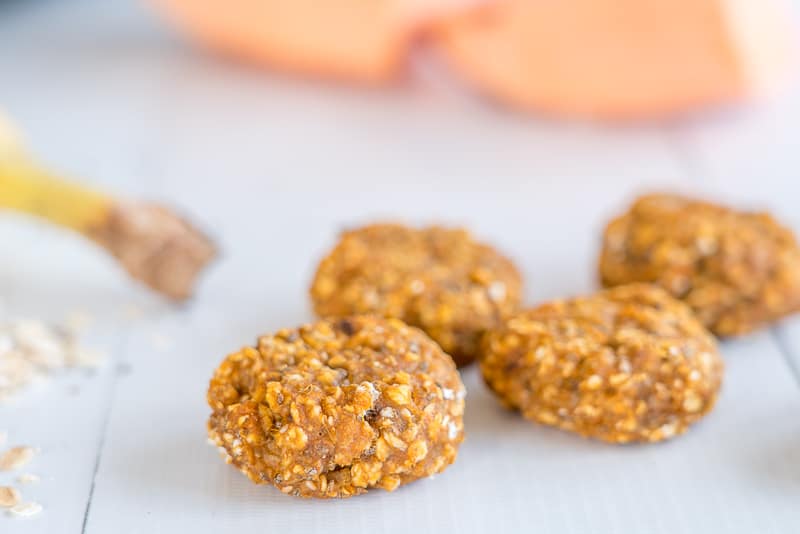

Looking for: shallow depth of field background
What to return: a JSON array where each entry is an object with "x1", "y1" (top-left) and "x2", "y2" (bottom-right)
[{"x1": 1, "y1": 1, "x2": 800, "y2": 533}]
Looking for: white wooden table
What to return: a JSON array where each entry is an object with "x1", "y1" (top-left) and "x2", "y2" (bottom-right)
[{"x1": 1, "y1": 1, "x2": 799, "y2": 532}]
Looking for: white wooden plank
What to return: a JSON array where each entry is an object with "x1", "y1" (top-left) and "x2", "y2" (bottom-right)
[
  {"x1": 2, "y1": 1, "x2": 799, "y2": 533},
  {"x1": 84, "y1": 187, "x2": 796, "y2": 534},
  {"x1": 0, "y1": 216, "x2": 161, "y2": 533},
  {"x1": 0, "y1": 2, "x2": 175, "y2": 530},
  {"x1": 0, "y1": 0, "x2": 174, "y2": 199},
  {"x1": 775, "y1": 319, "x2": 800, "y2": 385},
  {"x1": 151, "y1": 71, "x2": 684, "y2": 194},
  {"x1": 665, "y1": 81, "x2": 800, "y2": 225},
  {"x1": 2, "y1": 0, "x2": 686, "y2": 196}
]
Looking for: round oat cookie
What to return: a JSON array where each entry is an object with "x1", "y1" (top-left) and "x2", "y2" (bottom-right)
[
  {"x1": 600, "y1": 194, "x2": 800, "y2": 336},
  {"x1": 481, "y1": 284, "x2": 723, "y2": 444},
  {"x1": 207, "y1": 316, "x2": 465, "y2": 498},
  {"x1": 310, "y1": 223, "x2": 522, "y2": 367}
]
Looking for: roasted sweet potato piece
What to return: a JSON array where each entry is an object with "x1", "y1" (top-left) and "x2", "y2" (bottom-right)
[
  {"x1": 156, "y1": 0, "x2": 478, "y2": 82},
  {"x1": 433, "y1": 0, "x2": 792, "y2": 118}
]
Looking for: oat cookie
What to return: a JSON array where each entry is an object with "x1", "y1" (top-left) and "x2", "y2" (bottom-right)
[
  {"x1": 481, "y1": 284, "x2": 723, "y2": 443},
  {"x1": 207, "y1": 316, "x2": 465, "y2": 498},
  {"x1": 600, "y1": 194, "x2": 800, "y2": 336},
  {"x1": 310, "y1": 224, "x2": 522, "y2": 366}
]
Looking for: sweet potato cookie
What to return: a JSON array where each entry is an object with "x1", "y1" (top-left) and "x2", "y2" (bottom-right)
[
  {"x1": 481, "y1": 284, "x2": 723, "y2": 443},
  {"x1": 599, "y1": 194, "x2": 800, "y2": 336},
  {"x1": 310, "y1": 224, "x2": 522, "y2": 366},
  {"x1": 207, "y1": 316, "x2": 465, "y2": 498}
]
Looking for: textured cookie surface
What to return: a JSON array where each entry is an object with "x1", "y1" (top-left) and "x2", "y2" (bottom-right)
[
  {"x1": 311, "y1": 223, "x2": 522, "y2": 366},
  {"x1": 600, "y1": 194, "x2": 800, "y2": 336},
  {"x1": 481, "y1": 284, "x2": 723, "y2": 443},
  {"x1": 208, "y1": 316, "x2": 465, "y2": 498}
]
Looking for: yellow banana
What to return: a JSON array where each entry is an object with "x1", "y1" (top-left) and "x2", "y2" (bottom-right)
[{"x1": 0, "y1": 112, "x2": 216, "y2": 301}]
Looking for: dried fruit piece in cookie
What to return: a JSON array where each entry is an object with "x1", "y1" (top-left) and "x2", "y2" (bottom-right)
[
  {"x1": 310, "y1": 223, "x2": 522, "y2": 366},
  {"x1": 481, "y1": 284, "x2": 723, "y2": 443},
  {"x1": 207, "y1": 316, "x2": 465, "y2": 498},
  {"x1": 599, "y1": 194, "x2": 800, "y2": 336}
]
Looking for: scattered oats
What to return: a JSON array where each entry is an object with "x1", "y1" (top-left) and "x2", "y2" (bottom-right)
[
  {"x1": 0, "y1": 447, "x2": 35, "y2": 471},
  {"x1": 70, "y1": 346, "x2": 104, "y2": 368},
  {"x1": 0, "y1": 336, "x2": 12, "y2": 354},
  {"x1": 379, "y1": 407, "x2": 394, "y2": 418},
  {"x1": 65, "y1": 310, "x2": 93, "y2": 333},
  {"x1": 441, "y1": 387, "x2": 455, "y2": 400},
  {"x1": 0, "y1": 319, "x2": 104, "y2": 401},
  {"x1": 0, "y1": 486, "x2": 20, "y2": 508},
  {"x1": 8, "y1": 501, "x2": 42, "y2": 518},
  {"x1": 16, "y1": 474, "x2": 39, "y2": 485}
]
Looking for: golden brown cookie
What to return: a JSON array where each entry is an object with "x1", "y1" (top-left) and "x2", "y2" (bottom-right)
[
  {"x1": 599, "y1": 194, "x2": 800, "y2": 336},
  {"x1": 310, "y1": 223, "x2": 522, "y2": 366},
  {"x1": 481, "y1": 284, "x2": 723, "y2": 444},
  {"x1": 207, "y1": 316, "x2": 465, "y2": 498}
]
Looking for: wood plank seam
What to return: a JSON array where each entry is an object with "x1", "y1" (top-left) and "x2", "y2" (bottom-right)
[
  {"x1": 771, "y1": 327, "x2": 800, "y2": 389},
  {"x1": 80, "y1": 355, "x2": 124, "y2": 533}
]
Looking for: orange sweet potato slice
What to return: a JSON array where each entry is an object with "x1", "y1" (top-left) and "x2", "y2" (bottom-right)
[
  {"x1": 155, "y1": 0, "x2": 480, "y2": 83},
  {"x1": 433, "y1": 0, "x2": 792, "y2": 118}
]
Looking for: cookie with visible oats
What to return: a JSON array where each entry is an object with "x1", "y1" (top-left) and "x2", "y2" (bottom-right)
[
  {"x1": 481, "y1": 284, "x2": 723, "y2": 444},
  {"x1": 310, "y1": 223, "x2": 522, "y2": 366},
  {"x1": 207, "y1": 316, "x2": 465, "y2": 498},
  {"x1": 599, "y1": 194, "x2": 800, "y2": 336}
]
